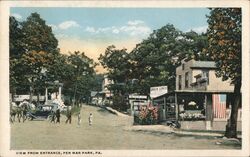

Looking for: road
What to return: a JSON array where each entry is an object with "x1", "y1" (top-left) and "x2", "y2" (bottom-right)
[{"x1": 11, "y1": 104, "x2": 241, "y2": 150}]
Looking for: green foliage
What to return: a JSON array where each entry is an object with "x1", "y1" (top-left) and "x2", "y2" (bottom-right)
[
  {"x1": 21, "y1": 12, "x2": 58, "y2": 54},
  {"x1": 61, "y1": 106, "x2": 81, "y2": 116},
  {"x1": 99, "y1": 45, "x2": 132, "y2": 85},
  {"x1": 111, "y1": 94, "x2": 128, "y2": 111},
  {"x1": 130, "y1": 24, "x2": 209, "y2": 94},
  {"x1": 99, "y1": 24, "x2": 209, "y2": 112},
  {"x1": 65, "y1": 51, "x2": 97, "y2": 105},
  {"x1": 206, "y1": 8, "x2": 241, "y2": 84},
  {"x1": 99, "y1": 46, "x2": 132, "y2": 110},
  {"x1": 9, "y1": 13, "x2": 99, "y2": 106},
  {"x1": 9, "y1": 16, "x2": 25, "y2": 58},
  {"x1": 10, "y1": 13, "x2": 59, "y2": 95},
  {"x1": 206, "y1": 8, "x2": 242, "y2": 138},
  {"x1": 9, "y1": 17, "x2": 27, "y2": 94}
]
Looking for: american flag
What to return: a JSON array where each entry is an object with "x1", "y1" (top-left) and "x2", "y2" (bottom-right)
[{"x1": 212, "y1": 94, "x2": 227, "y2": 119}]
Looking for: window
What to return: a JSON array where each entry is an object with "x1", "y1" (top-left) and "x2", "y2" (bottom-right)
[
  {"x1": 185, "y1": 72, "x2": 189, "y2": 88},
  {"x1": 178, "y1": 75, "x2": 182, "y2": 90},
  {"x1": 202, "y1": 70, "x2": 209, "y2": 85}
]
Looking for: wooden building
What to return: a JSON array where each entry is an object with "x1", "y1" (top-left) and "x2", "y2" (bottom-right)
[{"x1": 152, "y1": 59, "x2": 241, "y2": 130}]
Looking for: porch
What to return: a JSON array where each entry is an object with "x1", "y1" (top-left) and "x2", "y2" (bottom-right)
[{"x1": 152, "y1": 90, "x2": 241, "y2": 130}]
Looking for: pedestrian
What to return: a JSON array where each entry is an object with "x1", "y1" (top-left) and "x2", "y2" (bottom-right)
[
  {"x1": 88, "y1": 113, "x2": 93, "y2": 126},
  {"x1": 65, "y1": 107, "x2": 72, "y2": 124},
  {"x1": 56, "y1": 109, "x2": 60, "y2": 123},
  {"x1": 77, "y1": 112, "x2": 81, "y2": 126},
  {"x1": 50, "y1": 111, "x2": 56, "y2": 123},
  {"x1": 22, "y1": 103, "x2": 28, "y2": 123}
]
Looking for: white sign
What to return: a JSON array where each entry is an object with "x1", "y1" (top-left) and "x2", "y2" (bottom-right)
[
  {"x1": 129, "y1": 95, "x2": 147, "y2": 99},
  {"x1": 13, "y1": 95, "x2": 30, "y2": 102},
  {"x1": 13, "y1": 95, "x2": 45, "y2": 102},
  {"x1": 150, "y1": 86, "x2": 168, "y2": 99}
]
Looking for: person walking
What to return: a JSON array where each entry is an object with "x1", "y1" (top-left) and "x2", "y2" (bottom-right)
[
  {"x1": 50, "y1": 110, "x2": 56, "y2": 123},
  {"x1": 65, "y1": 107, "x2": 72, "y2": 124},
  {"x1": 88, "y1": 113, "x2": 93, "y2": 126},
  {"x1": 77, "y1": 112, "x2": 81, "y2": 126},
  {"x1": 22, "y1": 103, "x2": 29, "y2": 123},
  {"x1": 56, "y1": 109, "x2": 60, "y2": 124}
]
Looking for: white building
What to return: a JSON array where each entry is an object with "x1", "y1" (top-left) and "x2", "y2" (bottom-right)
[{"x1": 176, "y1": 59, "x2": 234, "y2": 92}]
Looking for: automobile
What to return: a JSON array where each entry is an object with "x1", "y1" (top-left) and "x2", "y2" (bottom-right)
[{"x1": 26, "y1": 104, "x2": 57, "y2": 121}]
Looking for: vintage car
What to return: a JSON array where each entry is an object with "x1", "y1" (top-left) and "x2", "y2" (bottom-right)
[{"x1": 26, "y1": 104, "x2": 57, "y2": 121}]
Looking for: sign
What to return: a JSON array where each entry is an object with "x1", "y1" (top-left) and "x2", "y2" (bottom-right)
[
  {"x1": 13, "y1": 95, "x2": 45, "y2": 102},
  {"x1": 150, "y1": 86, "x2": 168, "y2": 99},
  {"x1": 13, "y1": 95, "x2": 30, "y2": 102},
  {"x1": 129, "y1": 94, "x2": 147, "y2": 99}
]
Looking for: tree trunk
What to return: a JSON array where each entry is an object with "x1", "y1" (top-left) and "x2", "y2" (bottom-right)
[
  {"x1": 225, "y1": 81, "x2": 241, "y2": 138},
  {"x1": 29, "y1": 86, "x2": 33, "y2": 103},
  {"x1": 37, "y1": 93, "x2": 40, "y2": 105}
]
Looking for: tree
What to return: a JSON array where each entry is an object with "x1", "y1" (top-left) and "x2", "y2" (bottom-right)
[
  {"x1": 22, "y1": 13, "x2": 59, "y2": 102},
  {"x1": 129, "y1": 24, "x2": 181, "y2": 93},
  {"x1": 9, "y1": 16, "x2": 27, "y2": 96},
  {"x1": 182, "y1": 31, "x2": 209, "y2": 61},
  {"x1": 10, "y1": 12, "x2": 60, "y2": 102},
  {"x1": 22, "y1": 50, "x2": 55, "y2": 101},
  {"x1": 99, "y1": 45, "x2": 132, "y2": 93},
  {"x1": 99, "y1": 45, "x2": 132, "y2": 84},
  {"x1": 206, "y1": 8, "x2": 241, "y2": 138},
  {"x1": 67, "y1": 51, "x2": 96, "y2": 106},
  {"x1": 21, "y1": 12, "x2": 58, "y2": 54},
  {"x1": 130, "y1": 24, "x2": 208, "y2": 94},
  {"x1": 99, "y1": 45, "x2": 132, "y2": 110},
  {"x1": 99, "y1": 25, "x2": 209, "y2": 98}
]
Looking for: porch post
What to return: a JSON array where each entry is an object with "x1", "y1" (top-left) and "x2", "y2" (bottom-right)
[
  {"x1": 205, "y1": 93, "x2": 213, "y2": 130},
  {"x1": 45, "y1": 87, "x2": 48, "y2": 102},
  {"x1": 58, "y1": 85, "x2": 62, "y2": 100},
  {"x1": 175, "y1": 93, "x2": 178, "y2": 121},
  {"x1": 163, "y1": 97, "x2": 166, "y2": 121}
]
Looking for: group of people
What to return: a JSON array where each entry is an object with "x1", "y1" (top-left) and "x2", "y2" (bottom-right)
[
  {"x1": 50, "y1": 109, "x2": 61, "y2": 124},
  {"x1": 49, "y1": 107, "x2": 93, "y2": 126}
]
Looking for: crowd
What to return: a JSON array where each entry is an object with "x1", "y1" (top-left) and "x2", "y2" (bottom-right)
[{"x1": 49, "y1": 106, "x2": 93, "y2": 126}]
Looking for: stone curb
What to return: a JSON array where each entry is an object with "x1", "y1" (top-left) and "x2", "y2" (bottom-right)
[
  {"x1": 105, "y1": 106, "x2": 130, "y2": 118},
  {"x1": 125, "y1": 125, "x2": 226, "y2": 138}
]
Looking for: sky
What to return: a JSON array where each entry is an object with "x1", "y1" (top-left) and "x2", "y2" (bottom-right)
[{"x1": 10, "y1": 7, "x2": 210, "y2": 73}]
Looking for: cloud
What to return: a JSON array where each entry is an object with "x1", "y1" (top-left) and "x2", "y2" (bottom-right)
[
  {"x1": 58, "y1": 21, "x2": 80, "y2": 30},
  {"x1": 85, "y1": 26, "x2": 115, "y2": 34},
  {"x1": 85, "y1": 20, "x2": 151, "y2": 37},
  {"x1": 127, "y1": 20, "x2": 144, "y2": 26},
  {"x1": 55, "y1": 33, "x2": 70, "y2": 39},
  {"x1": 85, "y1": 27, "x2": 96, "y2": 33},
  {"x1": 11, "y1": 13, "x2": 22, "y2": 20},
  {"x1": 112, "y1": 29, "x2": 119, "y2": 34},
  {"x1": 119, "y1": 20, "x2": 151, "y2": 36},
  {"x1": 187, "y1": 26, "x2": 208, "y2": 34},
  {"x1": 120, "y1": 25, "x2": 151, "y2": 36},
  {"x1": 48, "y1": 24, "x2": 58, "y2": 31}
]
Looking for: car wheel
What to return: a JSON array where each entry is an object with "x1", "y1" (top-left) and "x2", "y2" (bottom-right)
[
  {"x1": 47, "y1": 115, "x2": 52, "y2": 121},
  {"x1": 27, "y1": 116, "x2": 33, "y2": 121}
]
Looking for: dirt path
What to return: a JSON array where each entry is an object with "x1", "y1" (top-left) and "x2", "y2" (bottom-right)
[{"x1": 11, "y1": 105, "x2": 241, "y2": 150}]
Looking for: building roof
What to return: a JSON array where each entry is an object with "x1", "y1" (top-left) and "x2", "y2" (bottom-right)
[
  {"x1": 152, "y1": 90, "x2": 235, "y2": 100},
  {"x1": 191, "y1": 61, "x2": 216, "y2": 69}
]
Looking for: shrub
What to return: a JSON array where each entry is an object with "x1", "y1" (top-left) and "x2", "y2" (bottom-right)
[{"x1": 137, "y1": 105, "x2": 159, "y2": 125}]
